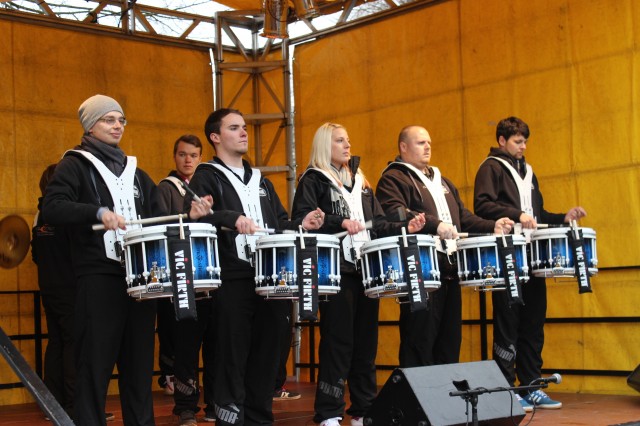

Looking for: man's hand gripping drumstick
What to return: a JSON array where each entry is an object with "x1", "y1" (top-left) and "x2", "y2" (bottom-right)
[
  {"x1": 180, "y1": 181, "x2": 214, "y2": 219},
  {"x1": 301, "y1": 208, "x2": 325, "y2": 231}
]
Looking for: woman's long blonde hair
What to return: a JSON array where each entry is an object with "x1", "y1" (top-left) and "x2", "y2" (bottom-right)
[{"x1": 308, "y1": 122, "x2": 368, "y2": 188}]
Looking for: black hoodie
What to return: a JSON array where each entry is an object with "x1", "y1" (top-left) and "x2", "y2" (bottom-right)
[
  {"x1": 473, "y1": 147, "x2": 565, "y2": 224},
  {"x1": 292, "y1": 156, "x2": 408, "y2": 276},
  {"x1": 188, "y1": 157, "x2": 304, "y2": 280},
  {"x1": 42, "y1": 147, "x2": 160, "y2": 277}
]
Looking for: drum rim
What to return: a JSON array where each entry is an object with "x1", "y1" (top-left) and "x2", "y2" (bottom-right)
[
  {"x1": 457, "y1": 234, "x2": 526, "y2": 248},
  {"x1": 124, "y1": 222, "x2": 217, "y2": 242},
  {"x1": 360, "y1": 234, "x2": 436, "y2": 252},
  {"x1": 255, "y1": 233, "x2": 340, "y2": 246},
  {"x1": 530, "y1": 227, "x2": 596, "y2": 238}
]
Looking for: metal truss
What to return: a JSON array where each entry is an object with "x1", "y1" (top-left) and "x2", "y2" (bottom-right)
[
  {"x1": 214, "y1": 10, "x2": 296, "y2": 205},
  {"x1": 0, "y1": 0, "x2": 444, "y2": 49},
  {"x1": 1, "y1": 0, "x2": 446, "y2": 201},
  {"x1": 0, "y1": 0, "x2": 218, "y2": 49}
]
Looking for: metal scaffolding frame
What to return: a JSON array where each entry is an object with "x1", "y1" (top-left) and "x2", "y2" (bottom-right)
[
  {"x1": 1, "y1": 0, "x2": 445, "y2": 202},
  {"x1": 214, "y1": 10, "x2": 296, "y2": 206}
]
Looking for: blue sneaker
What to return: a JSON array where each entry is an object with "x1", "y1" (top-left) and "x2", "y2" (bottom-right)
[
  {"x1": 523, "y1": 390, "x2": 562, "y2": 409},
  {"x1": 516, "y1": 394, "x2": 533, "y2": 413}
]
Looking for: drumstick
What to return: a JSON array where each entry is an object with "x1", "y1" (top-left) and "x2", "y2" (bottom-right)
[
  {"x1": 457, "y1": 232, "x2": 495, "y2": 238},
  {"x1": 220, "y1": 226, "x2": 276, "y2": 234},
  {"x1": 401, "y1": 226, "x2": 408, "y2": 248},
  {"x1": 181, "y1": 181, "x2": 214, "y2": 215},
  {"x1": 92, "y1": 214, "x2": 188, "y2": 231},
  {"x1": 298, "y1": 225, "x2": 306, "y2": 250},
  {"x1": 333, "y1": 220, "x2": 373, "y2": 239},
  {"x1": 535, "y1": 224, "x2": 569, "y2": 229},
  {"x1": 179, "y1": 214, "x2": 185, "y2": 240}
]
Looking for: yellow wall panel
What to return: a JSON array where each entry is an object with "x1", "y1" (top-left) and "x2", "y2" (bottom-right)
[
  {"x1": 577, "y1": 168, "x2": 640, "y2": 267},
  {"x1": 566, "y1": 0, "x2": 633, "y2": 63},
  {"x1": 0, "y1": 21, "x2": 15, "y2": 112},
  {"x1": 295, "y1": 0, "x2": 639, "y2": 396},
  {"x1": 0, "y1": 156, "x2": 18, "y2": 211},
  {"x1": 0, "y1": 19, "x2": 214, "y2": 405},
  {"x1": 458, "y1": 2, "x2": 512, "y2": 87},
  {"x1": 572, "y1": 59, "x2": 634, "y2": 172},
  {"x1": 462, "y1": 84, "x2": 512, "y2": 152},
  {"x1": 511, "y1": 1, "x2": 571, "y2": 73}
]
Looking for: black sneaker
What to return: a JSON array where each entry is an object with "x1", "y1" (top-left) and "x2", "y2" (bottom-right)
[
  {"x1": 273, "y1": 387, "x2": 301, "y2": 400},
  {"x1": 203, "y1": 406, "x2": 216, "y2": 422},
  {"x1": 178, "y1": 410, "x2": 198, "y2": 425}
]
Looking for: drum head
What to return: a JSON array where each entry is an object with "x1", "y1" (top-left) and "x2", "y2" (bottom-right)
[
  {"x1": 457, "y1": 235, "x2": 497, "y2": 249},
  {"x1": 361, "y1": 235, "x2": 400, "y2": 254},
  {"x1": 185, "y1": 222, "x2": 217, "y2": 237},
  {"x1": 457, "y1": 234, "x2": 525, "y2": 249},
  {"x1": 414, "y1": 234, "x2": 436, "y2": 246},
  {"x1": 124, "y1": 223, "x2": 215, "y2": 244},
  {"x1": 256, "y1": 233, "x2": 340, "y2": 248},
  {"x1": 531, "y1": 227, "x2": 595, "y2": 240}
]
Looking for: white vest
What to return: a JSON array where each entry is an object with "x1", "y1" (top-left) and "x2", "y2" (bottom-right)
[
  {"x1": 484, "y1": 156, "x2": 534, "y2": 216},
  {"x1": 308, "y1": 168, "x2": 370, "y2": 263},
  {"x1": 161, "y1": 176, "x2": 187, "y2": 196},
  {"x1": 208, "y1": 163, "x2": 266, "y2": 261},
  {"x1": 388, "y1": 162, "x2": 457, "y2": 254},
  {"x1": 70, "y1": 150, "x2": 139, "y2": 261},
  {"x1": 390, "y1": 162, "x2": 453, "y2": 224}
]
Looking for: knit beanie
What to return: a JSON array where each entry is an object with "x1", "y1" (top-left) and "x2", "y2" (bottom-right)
[{"x1": 78, "y1": 95, "x2": 124, "y2": 132}]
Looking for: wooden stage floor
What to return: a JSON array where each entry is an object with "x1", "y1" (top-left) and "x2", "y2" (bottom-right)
[{"x1": 0, "y1": 381, "x2": 639, "y2": 425}]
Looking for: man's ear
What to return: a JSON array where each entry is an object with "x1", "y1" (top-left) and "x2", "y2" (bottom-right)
[
  {"x1": 497, "y1": 136, "x2": 506, "y2": 147},
  {"x1": 210, "y1": 132, "x2": 220, "y2": 145}
]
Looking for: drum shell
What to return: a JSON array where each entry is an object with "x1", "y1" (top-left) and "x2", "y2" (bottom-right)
[
  {"x1": 529, "y1": 227, "x2": 598, "y2": 278},
  {"x1": 123, "y1": 223, "x2": 221, "y2": 299},
  {"x1": 254, "y1": 233, "x2": 341, "y2": 299},
  {"x1": 456, "y1": 235, "x2": 529, "y2": 288},
  {"x1": 360, "y1": 234, "x2": 441, "y2": 299}
]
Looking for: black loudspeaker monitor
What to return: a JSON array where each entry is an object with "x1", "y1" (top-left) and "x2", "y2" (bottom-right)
[
  {"x1": 364, "y1": 360, "x2": 525, "y2": 426},
  {"x1": 628, "y1": 364, "x2": 640, "y2": 393}
]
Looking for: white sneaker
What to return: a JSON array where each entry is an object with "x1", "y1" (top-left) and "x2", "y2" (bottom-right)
[
  {"x1": 351, "y1": 417, "x2": 364, "y2": 426},
  {"x1": 320, "y1": 417, "x2": 342, "y2": 426},
  {"x1": 164, "y1": 375, "x2": 175, "y2": 396}
]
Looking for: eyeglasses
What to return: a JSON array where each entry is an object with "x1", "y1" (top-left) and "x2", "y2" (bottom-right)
[{"x1": 98, "y1": 117, "x2": 127, "y2": 127}]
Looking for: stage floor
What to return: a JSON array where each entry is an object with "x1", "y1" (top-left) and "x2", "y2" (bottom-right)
[{"x1": 0, "y1": 381, "x2": 639, "y2": 425}]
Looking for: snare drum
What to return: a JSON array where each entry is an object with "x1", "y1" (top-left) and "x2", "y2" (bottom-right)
[
  {"x1": 124, "y1": 223, "x2": 221, "y2": 299},
  {"x1": 456, "y1": 235, "x2": 529, "y2": 289},
  {"x1": 360, "y1": 235, "x2": 441, "y2": 299},
  {"x1": 254, "y1": 234, "x2": 341, "y2": 299},
  {"x1": 529, "y1": 227, "x2": 598, "y2": 278}
]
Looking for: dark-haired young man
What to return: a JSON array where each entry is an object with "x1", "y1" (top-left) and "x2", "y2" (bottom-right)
[
  {"x1": 188, "y1": 109, "x2": 324, "y2": 425},
  {"x1": 474, "y1": 116, "x2": 586, "y2": 412}
]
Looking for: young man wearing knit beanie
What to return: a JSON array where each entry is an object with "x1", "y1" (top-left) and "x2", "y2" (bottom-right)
[{"x1": 43, "y1": 94, "x2": 212, "y2": 426}]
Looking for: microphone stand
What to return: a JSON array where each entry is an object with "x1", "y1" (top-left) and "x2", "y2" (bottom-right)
[{"x1": 449, "y1": 383, "x2": 549, "y2": 426}]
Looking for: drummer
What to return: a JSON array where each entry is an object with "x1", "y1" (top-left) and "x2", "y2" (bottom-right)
[
  {"x1": 376, "y1": 125, "x2": 513, "y2": 369},
  {"x1": 291, "y1": 122, "x2": 426, "y2": 426},
  {"x1": 42, "y1": 95, "x2": 213, "y2": 426},
  {"x1": 473, "y1": 116, "x2": 586, "y2": 411},
  {"x1": 186, "y1": 108, "x2": 324, "y2": 426}
]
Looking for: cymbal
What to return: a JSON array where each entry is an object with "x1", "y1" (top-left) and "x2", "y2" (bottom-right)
[{"x1": 0, "y1": 215, "x2": 30, "y2": 269}]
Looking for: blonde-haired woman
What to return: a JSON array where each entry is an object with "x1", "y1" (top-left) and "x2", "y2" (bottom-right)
[{"x1": 292, "y1": 123, "x2": 425, "y2": 426}]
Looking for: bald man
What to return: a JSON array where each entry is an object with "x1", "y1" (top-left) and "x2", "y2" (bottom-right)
[{"x1": 376, "y1": 125, "x2": 513, "y2": 368}]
